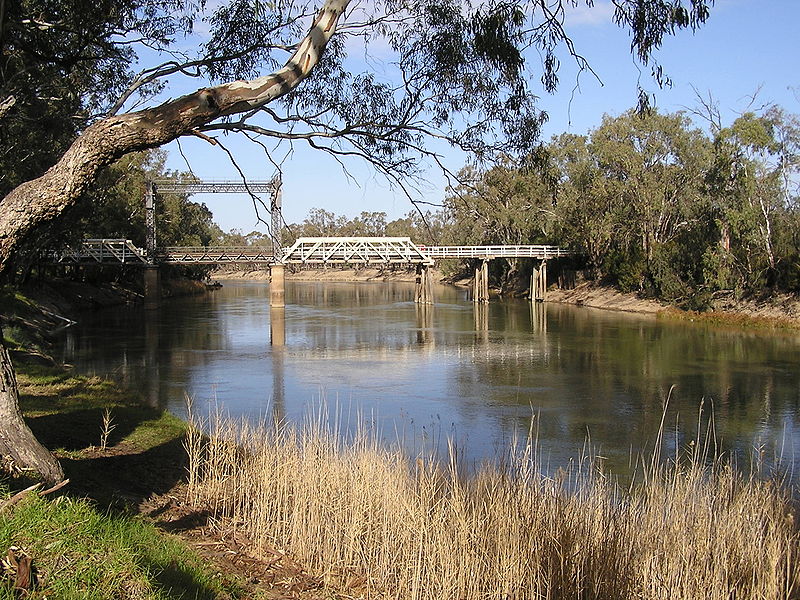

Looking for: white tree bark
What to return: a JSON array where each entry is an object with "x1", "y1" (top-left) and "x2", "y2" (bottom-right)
[{"x1": 0, "y1": 0, "x2": 351, "y2": 485}]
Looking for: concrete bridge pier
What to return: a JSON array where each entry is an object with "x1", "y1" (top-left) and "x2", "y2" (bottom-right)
[
  {"x1": 473, "y1": 259, "x2": 489, "y2": 303},
  {"x1": 529, "y1": 260, "x2": 547, "y2": 302},
  {"x1": 270, "y1": 263, "x2": 285, "y2": 308},
  {"x1": 414, "y1": 264, "x2": 434, "y2": 304},
  {"x1": 143, "y1": 265, "x2": 160, "y2": 310}
]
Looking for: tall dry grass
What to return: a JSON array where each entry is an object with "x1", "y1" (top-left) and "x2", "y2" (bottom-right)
[{"x1": 185, "y1": 406, "x2": 799, "y2": 599}]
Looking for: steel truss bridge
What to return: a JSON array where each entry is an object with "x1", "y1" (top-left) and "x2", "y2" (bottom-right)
[{"x1": 50, "y1": 237, "x2": 572, "y2": 266}]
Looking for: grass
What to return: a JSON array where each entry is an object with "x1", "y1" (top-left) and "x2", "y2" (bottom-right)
[
  {"x1": 0, "y1": 485, "x2": 241, "y2": 599},
  {"x1": 186, "y1": 410, "x2": 800, "y2": 600},
  {"x1": 16, "y1": 363, "x2": 186, "y2": 462},
  {"x1": 658, "y1": 306, "x2": 800, "y2": 330}
]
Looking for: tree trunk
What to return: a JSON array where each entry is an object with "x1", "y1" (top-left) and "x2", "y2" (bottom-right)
[
  {"x1": 0, "y1": 0, "x2": 349, "y2": 481},
  {"x1": 0, "y1": 337, "x2": 64, "y2": 485}
]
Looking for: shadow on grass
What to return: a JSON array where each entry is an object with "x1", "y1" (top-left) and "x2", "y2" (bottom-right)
[
  {"x1": 141, "y1": 552, "x2": 232, "y2": 600},
  {"x1": 25, "y1": 408, "x2": 188, "y2": 508},
  {"x1": 26, "y1": 406, "x2": 159, "y2": 451}
]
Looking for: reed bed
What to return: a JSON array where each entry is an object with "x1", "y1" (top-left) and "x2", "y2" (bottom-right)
[{"x1": 185, "y1": 408, "x2": 799, "y2": 599}]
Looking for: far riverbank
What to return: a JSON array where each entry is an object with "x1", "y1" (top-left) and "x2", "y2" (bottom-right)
[{"x1": 211, "y1": 266, "x2": 800, "y2": 330}]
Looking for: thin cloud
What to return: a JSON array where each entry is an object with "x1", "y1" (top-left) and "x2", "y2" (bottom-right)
[{"x1": 563, "y1": 1, "x2": 615, "y2": 27}]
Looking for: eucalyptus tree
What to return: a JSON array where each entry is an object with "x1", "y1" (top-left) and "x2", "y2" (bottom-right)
[
  {"x1": 0, "y1": 0, "x2": 713, "y2": 483},
  {"x1": 586, "y1": 109, "x2": 709, "y2": 295},
  {"x1": 705, "y1": 108, "x2": 800, "y2": 290},
  {"x1": 549, "y1": 132, "x2": 614, "y2": 277}
]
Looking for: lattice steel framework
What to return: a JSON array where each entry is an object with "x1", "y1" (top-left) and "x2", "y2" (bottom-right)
[
  {"x1": 158, "y1": 246, "x2": 275, "y2": 264},
  {"x1": 149, "y1": 175, "x2": 283, "y2": 261},
  {"x1": 48, "y1": 238, "x2": 574, "y2": 266},
  {"x1": 51, "y1": 239, "x2": 148, "y2": 264}
]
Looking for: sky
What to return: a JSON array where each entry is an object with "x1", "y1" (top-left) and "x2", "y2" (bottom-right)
[{"x1": 155, "y1": 0, "x2": 800, "y2": 234}]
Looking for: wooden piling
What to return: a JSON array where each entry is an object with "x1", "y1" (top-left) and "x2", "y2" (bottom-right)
[
  {"x1": 473, "y1": 260, "x2": 489, "y2": 303},
  {"x1": 414, "y1": 264, "x2": 434, "y2": 304},
  {"x1": 530, "y1": 260, "x2": 548, "y2": 302}
]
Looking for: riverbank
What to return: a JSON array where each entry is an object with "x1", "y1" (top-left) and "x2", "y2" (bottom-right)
[
  {"x1": 184, "y1": 410, "x2": 800, "y2": 600},
  {"x1": 546, "y1": 281, "x2": 800, "y2": 329},
  {"x1": 1, "y1": 356, "x2": 246, "y2": 598},
  {"x1": 211, "y1": 266, "x2": 800, "y2": 329}
]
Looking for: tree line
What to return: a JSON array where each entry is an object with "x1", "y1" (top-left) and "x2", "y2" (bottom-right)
[{"x1": 448, "y1": 106, "x2": 800, "y2": 308}]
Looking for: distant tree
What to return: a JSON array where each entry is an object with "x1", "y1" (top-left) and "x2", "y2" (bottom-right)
[{"x1": 549, "y1": 133, "x2": 614, "y2": 278}]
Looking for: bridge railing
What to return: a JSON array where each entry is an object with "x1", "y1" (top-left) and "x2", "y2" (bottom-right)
[
  {"x1": 158, "y1": 246, "x2": 276, "y2": 263},
  {"x1": 423, "y1": 245, "x2": 572, "y2": 259}
]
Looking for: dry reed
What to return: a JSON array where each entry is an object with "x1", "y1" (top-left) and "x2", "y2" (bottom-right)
[{"x1": 185, "y1": 405, "x2": 799, "y2": 599}]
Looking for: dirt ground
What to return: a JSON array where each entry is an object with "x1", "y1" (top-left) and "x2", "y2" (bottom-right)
[{"x1": 544, "y1": 281, "x2": 667, "y2": 314}]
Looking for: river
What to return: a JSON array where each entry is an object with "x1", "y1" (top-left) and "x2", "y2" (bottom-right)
[{"x1": 55, "y1": 279, "x2": 800, "y2": 478}]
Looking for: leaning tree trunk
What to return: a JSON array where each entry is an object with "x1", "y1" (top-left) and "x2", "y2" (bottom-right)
[
  {"x1": 0, "y1": 0, "x2": 350, "y2": 482},
  {"x1": 0, "y1": 337, "x2": 64, "y2": 484}
]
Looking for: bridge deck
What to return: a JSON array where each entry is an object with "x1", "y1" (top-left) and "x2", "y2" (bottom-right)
[
  {"x1": 423, "y1": 245, "x2": 571, "y2": 259},
  {"x1": 50, "y1": 238, "x2": 573, "y2": 265}
]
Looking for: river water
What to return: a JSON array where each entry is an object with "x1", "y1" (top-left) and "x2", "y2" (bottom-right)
[{"x1": 55, "y1": 280, "x2": 800, "y2": 477}]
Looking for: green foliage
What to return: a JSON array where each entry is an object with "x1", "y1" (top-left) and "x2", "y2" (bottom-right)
[{"x1": 0, "y1": 0, "x2": 200, "y2": 196}]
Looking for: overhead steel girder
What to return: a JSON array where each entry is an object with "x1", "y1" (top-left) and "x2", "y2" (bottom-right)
[
  {"x1": 151, "y1": 180, "x2": 280, "y2": 194},
  {"x1": 282, "y1": 237, "x2": 434, "y2": 265}
]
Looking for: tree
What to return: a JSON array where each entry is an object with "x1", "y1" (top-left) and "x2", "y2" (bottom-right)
[
  {"x1": 549, "y1": 132, "x2": 614, "y2": 277},
  {"x1": 587, "y1": 109, "x2": 709, "y2": 296},
  {"x1": 0, "y1": 0, "x2": 712, "y2": 482}
]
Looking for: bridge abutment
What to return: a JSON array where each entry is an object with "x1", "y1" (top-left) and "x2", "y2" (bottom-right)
[{"x1": 270, "y1": 263, "x2": 286, "y2": 308}]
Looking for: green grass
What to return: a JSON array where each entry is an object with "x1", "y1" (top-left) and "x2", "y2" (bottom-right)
[
  {"x1": 0, "y1": 487, "x2": 242, "y2": 599},
  {"x1": 15, "y1": 364, "x2": 185, "y2": 457}
]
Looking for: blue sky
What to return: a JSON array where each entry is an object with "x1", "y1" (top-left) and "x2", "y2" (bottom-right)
[{"x1": 158, "y1": 0, "x2": 800, "y2": 233}]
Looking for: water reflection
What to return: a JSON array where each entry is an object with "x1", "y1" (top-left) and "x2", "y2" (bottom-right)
[{"x1": 56, "y1": 280, "x2": 800, "y2": 478}]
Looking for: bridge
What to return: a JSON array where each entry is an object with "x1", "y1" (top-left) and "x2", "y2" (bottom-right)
[
  {"x1": 50, "y1": 237, "x2": 571, "y2": 306},
  {"x1": 53, "y1": 238, "x2": 570, "y2": 265}
]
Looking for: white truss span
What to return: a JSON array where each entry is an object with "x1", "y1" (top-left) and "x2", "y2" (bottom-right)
[
  {"x1": 282, "y1": 237, "x2": 435, "y2": 265},
  {"x1": 53, "y1": 239, "x2": 148, "y2": 264},
  {"x1": 159, "y1": 246, "x2": 275, "y2": 264},
  {"x1": 423, "y1": 245, "x2": 571, "y2": 259}
]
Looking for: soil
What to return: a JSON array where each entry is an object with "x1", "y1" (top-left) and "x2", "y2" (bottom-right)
[
  {"x1": 545, "y1": 281, "x2": 667, "y2": 314},
  {"x1": 546, "y1": 281, "x2": 800, "y2": 328}
]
